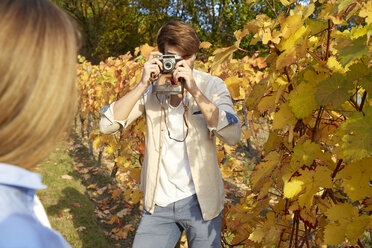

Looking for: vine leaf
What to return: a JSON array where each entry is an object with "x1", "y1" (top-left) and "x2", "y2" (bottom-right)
[
  {"x1": 315, "y1": 73, "x2": 354, "y2": 108},
  {"x1": 346, "y1": 62, "x2": 372, "y2": 92},
  {"x1": 338, "y1": 36, "x2": 369, "y2": 66},
  {"x1": 325, "y1": 203, "x2": 371, "y2": 246},
  {"x1": 250, "y1": 151, "x2": 280, "y2": 192},
  {"x1": 272, "y1": 103, "x2": 297, "y2": 130},
  {"x1": 288, "y1": 82, "x2": 318, "y2": 119},
  {"x1": 339, "y1": 105, "x2": 372, "y2": 161},
  {"x1": 335, "y1": 157, "x2": 372, "y2": 202},
  {"x1": 290, "y1": 140, "x2": 322, "y2": 171}
]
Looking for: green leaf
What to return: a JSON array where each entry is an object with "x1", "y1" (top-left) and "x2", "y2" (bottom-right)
[
  {"x1": 339, "y1": 105, "x2": 372, "y2": 161},
  {"x1": 338, "y1": 36, "x2": 369, "y2": 66},
  {"x1": 346, "y1": 62, "x2": 372, "y2": 93},
  {"x1": 316, "y1": 73, "x2": 354, "y2": 108},
  {"x1": 289, "y1": 83, "x2": 318, "y2": 119}
]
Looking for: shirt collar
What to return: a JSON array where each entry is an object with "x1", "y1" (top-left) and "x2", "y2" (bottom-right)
[{"x1": 0, "y1": 163, "x2": 47, "y2": 190}]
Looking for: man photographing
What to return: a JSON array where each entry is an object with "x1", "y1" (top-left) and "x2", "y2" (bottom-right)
[{"x1": 100, "y1": 20, "x2": 241, "y2": 247}]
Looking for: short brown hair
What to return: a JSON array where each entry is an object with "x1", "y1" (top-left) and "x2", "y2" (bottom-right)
[
  {"x1": 156, "y1": 21, "x2": 200, "y2": 56},
  {"x1": 0, "y1": 0, "x2": 80, "y2": 168}
]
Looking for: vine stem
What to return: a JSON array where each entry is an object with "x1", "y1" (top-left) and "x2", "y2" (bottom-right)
[
  {"x1": 312, "y1": 106, "x2": 324, "y2": 142},
  {"x1": 238, "y1": 47, "x2": 270, "y2": 54},
  {"x1": 265, "y1": 0, "x2": 278, "y2": 19},
  {"x1": 359, "y1": 91, "x2": 367, "y2": 113},
  {"x1": 277, "y1": 230, "x2": 284, "y2": 248},
  {"x1": 358, "y1": 239, "x2": 365, "y2": 248},
  {"x1": 307, "y1": 49, "x2": 322, "y2": 62},
  {"x1": 295, "y1": 213, "x2": 300, "y2": 248},
  {"x1": 325, "y1": 20, "x2": 333, "y2": 61},
  {"x1": 331, "y1": 159, "x2": 343, "y2": 179},
  {"x1": 289, "y1": 211, "x2": 299, "y2": 248}
]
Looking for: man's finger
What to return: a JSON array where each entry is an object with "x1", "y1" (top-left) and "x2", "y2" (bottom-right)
[{"x1": 149, "y1": 51, "x2": 163, "y2": 60}]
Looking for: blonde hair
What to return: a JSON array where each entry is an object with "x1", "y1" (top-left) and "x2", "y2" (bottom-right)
[{"x1": 0, "y1": 0, "x2": 80, "y2": 169}]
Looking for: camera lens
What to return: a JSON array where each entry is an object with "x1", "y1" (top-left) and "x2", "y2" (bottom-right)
[{"x1": 164, "y1": 61, "x2": 173, "y2": 71}]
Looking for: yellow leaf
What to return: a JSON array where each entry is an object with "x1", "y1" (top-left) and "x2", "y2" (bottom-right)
[
  {"x1": 93, "y1": 136, "x2": 102, "y2": 150},
  {"x1": 221, "y1": 165, "x2": 233, "y2": 178},
  {"x1": 359, "y1": 1, "x2": 372, "y2": 25},
  {"x1": 199, "y1": 41, "x2": 212, "y2": 49},
  {"x1": 111, "y1": 189, "x2": 123, "y2": 199},
  {"x1": 257, "y1": 94, "x2": 276, "y2": 114},
  {"x1": 336, "y1": 157, "x2": 372, "y2": 202},
  {"x1": 346, "y1": 216, "x2": 371, "y2": 245},
  {"x1": 250, "y1": 151, "x2": 280, "y2": 191},
  {"x1": 224, "y1": 144, "x2": 237, "y2": 154},
  {"x1": 242, "y1": 128, "x2": 252, "y2": 140},
  {"x1": 262, "y1": 28, "x2": 272, "y2": 45},
  {"x1": 326, "y1": 203, "x2": 358, "y2": 223},
  {"x1": 234, "y1": 29, "x2": 248, "y2": 41},
  {"x1": 225, "y1": 76, "x2": 244, "y2": 100},
  {"x1": 276, "y1": 49, "x2": 297, "y2": 70},
  {"x1": 87, "y1": 184, "x2": 97, "y2": 189},
  {"x1": 106, "y1": 216, "x2": 119, "y2": 225},
  {"x1": 248, "y1": 228, "x2": 266, "y2": 243},
  {"x1": 131, "y1": 189, "x2": 142, "y2": 204},
  {"x1": 114, "y1": 156, "x2": 126, "y2": 165},
  {"x1": 272, "y1": 103, "x2": 297, "y2": 130},
  {"x1": 283, "y1": 179, "x2": 304, "y2": 199},
  {"x1": 324, "y1": 223, "x2": 346, "y2": 246},
  {"x1": 288, "y1": 82, "x2": 318, "y2": 119},
  {"x1": 280, "y1": 15, "x2": 303, "y2": 39},
  {"x1": 105, "y1": 145, "x2": 115, "y2": 155},
  {"x1": 212, "y1": 45, "x2": 238, "y2": 70},
  {"x1": 217, "y1": 149, "x2": 225, "y2": 164},
  {"x1": 290, "y1": 140, "x2": 323, "y2": 170},
  {"x1": 327, "y1": 56, "x2": 345, "y2": 73},
  {"x1": 140, "y1": 43, "x2": 156, "y2": 59}
]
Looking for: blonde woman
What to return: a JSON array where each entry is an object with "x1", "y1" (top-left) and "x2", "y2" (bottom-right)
[{"x1": 0, "y1": 0, "x2": 79, "y2": 247}]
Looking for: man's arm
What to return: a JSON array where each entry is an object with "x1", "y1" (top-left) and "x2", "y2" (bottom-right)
[
  {"x1": 100, "y1": 52, "x2": 163, "y2": 134},
  {"x1": 174, "y1": 61, "x2": 241, "y2": 145}
]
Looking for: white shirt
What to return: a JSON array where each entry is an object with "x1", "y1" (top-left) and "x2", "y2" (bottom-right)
[{"x1": 155, "y1": 98, "x2": 196, "y2": 206}]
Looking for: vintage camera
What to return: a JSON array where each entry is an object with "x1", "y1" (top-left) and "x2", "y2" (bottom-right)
[
  {"x1": 152, "y1": 54, "x2": 184, "y2": 95},
  {"x1": 158, "y1": 54, "x2": 182, "y2": 73}
]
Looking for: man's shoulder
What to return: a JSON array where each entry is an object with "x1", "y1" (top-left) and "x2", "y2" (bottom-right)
[{"x1": 193, "y1": 69, "x2": 223, "y2": 85}]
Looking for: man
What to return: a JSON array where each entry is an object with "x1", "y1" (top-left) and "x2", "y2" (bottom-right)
[{"x1": 99, "y1": 21, "x2": 241, "y2": 248}]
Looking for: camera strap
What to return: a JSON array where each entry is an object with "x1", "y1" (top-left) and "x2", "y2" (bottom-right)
[{"x1": 155, "y1": 88, "x2": 189, "y2": 142}]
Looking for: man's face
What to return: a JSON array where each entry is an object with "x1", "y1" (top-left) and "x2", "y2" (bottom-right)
[{"x1": 164, "y1": 44, "x2": 196, "y2": 69}]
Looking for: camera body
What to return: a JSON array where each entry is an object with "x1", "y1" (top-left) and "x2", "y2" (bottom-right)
[
  {"x1": 157, "y1": 54, "x2": 182, "y2": 73},
  {"x1": 152, "y1": 54, "x2": 184, "y2": 95}
]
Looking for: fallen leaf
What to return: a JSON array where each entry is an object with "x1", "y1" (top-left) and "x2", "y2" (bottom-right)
[
  {"x1": 76, "y1": 226, "x2": 86, "y2": 232},
  {"x1": 111, "y1": 189, "x2": 123, "y2": 199},
  {"x1": 61, "y1": 175, "x2": 73, "y2": 180},
  {"x1": 87, "y1": 184, "x2": 97, "y2": 189},
  {"x1": 73, "y1": 203, "x2": 81, "y2": 208},
  {"x1": 116, "y1": 208, "x2": 131, "y2": 218},
  {"x1": 83, "y1": 174, "x2": 91, "y2": 180},
  {"x1": 96, "y1": 186, "x2": 107, "y2": 195}
]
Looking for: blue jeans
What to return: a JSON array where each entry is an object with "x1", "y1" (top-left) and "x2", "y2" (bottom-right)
[{"x1": 132, "y1": 194, "x2": 222, "y2": 248}]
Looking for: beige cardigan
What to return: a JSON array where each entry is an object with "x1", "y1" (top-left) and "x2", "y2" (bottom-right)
[{"x1": 99, "y1": 70, "x2": 241, "y2": 220}]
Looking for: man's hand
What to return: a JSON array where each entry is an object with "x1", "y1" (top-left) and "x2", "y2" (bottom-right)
[
  {"x1": 140, "y1": 51, "x2": 163, "y2": 87},
  {"x1": 173, "y1": 60, "x2": 199, "y2": 96}
]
